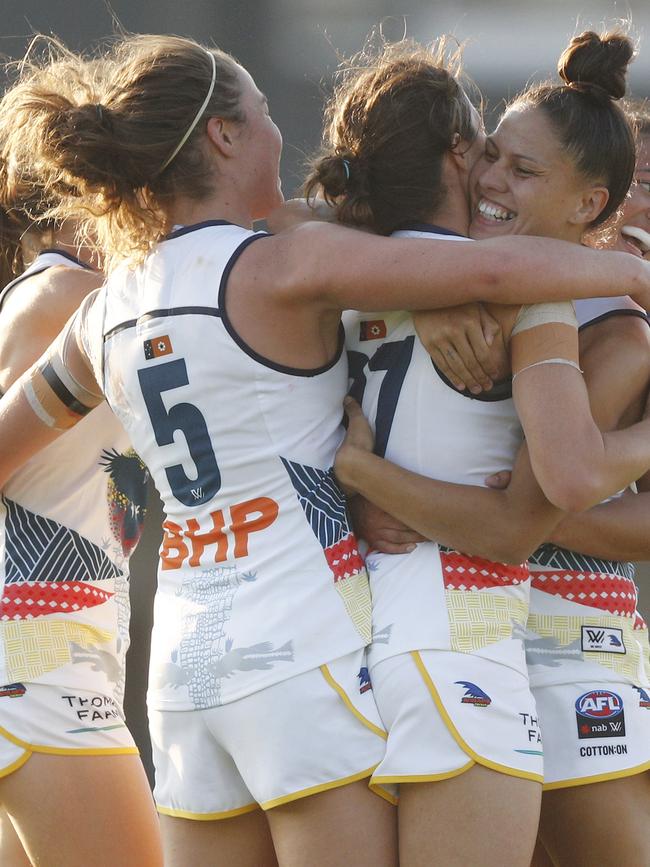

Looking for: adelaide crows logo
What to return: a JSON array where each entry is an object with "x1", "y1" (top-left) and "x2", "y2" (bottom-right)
[{"x1": 455, "y1": 681, "x2": 492, "y2": 707}]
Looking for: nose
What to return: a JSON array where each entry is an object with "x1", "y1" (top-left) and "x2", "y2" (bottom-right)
[{"x1": 478, "y1": 158, "x2": 508, "y2": 195}]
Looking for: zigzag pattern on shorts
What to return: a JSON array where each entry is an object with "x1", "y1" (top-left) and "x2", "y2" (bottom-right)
[
  {"x1": 2, "y1": 496, "x2": 123, "y2": 586},
  {"x1": 439, "y1": 546, "x2": 529, "y2": 590}
]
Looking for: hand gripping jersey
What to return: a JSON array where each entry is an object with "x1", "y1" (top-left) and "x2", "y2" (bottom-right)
[
  {"x1": 527, "y1": 295, "x2": 650, "y2": 694},
  {"x1": 343, "y1": 225, "x2": 529, "y2": 673},
  {"x1": 82, "y1": 221, "x2": 371, "y2": 711},
  {"x1": 0, "y1": 251, "x2": 148, "y2": 709}
]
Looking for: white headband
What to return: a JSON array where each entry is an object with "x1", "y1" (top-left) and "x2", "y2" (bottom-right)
[{"x1": 160, "y1": 50, "x2": 217, "y2": 172}]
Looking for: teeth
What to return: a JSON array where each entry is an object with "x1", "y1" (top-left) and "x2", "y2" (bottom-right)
[
  {"x1": 478, "y1": 199, "x2": 515, "y2": 221},
  {"x1": 621, "y1": 225, "x2": 650, "y2": 254}
]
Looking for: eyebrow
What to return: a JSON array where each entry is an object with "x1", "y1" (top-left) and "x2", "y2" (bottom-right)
[{"x1": 488, "y1": 137, "x2": 545, "y2": 166}]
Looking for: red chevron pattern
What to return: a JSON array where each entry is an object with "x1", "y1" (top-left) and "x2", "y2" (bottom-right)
[
  {"x1": 441, "y1": 549, "x2": 529, "y2": 590},
  {"x1": 1, "y1": 581, "x2": 114, "y2": 621},
  {"x1": 530, "y1": 569, "x2": 638, "y2": 618},
  {"x1": 325, "y1": 533, "x2": 365, "y2": 582}
]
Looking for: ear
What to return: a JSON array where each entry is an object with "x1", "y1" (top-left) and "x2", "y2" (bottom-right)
[
  {"x1": 448, "y1": 133, "x2": 467, "y2": 171},
  {"x1": 569, "y1": 186, "x2": 609, "y2": 227},
  {"x1": 206, "y1": 116, "x2": 237, "y2": 157}
]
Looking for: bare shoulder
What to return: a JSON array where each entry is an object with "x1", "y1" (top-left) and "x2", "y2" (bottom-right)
[
  {"x1": 2, "y1": 265, "x2": 102, "y2": 331},
  {"x1": 229, "y1": 221, "x2": 348, "y2": 303},
  {"x1": 0, "y1": 266, "x2": 103, "y2": 389},
  {"x1": 580, "y1": 310, "x2": 650, "y2": 358}
]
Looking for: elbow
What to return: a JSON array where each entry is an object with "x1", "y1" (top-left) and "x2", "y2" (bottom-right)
[
  {"x1": 486, "y1": 538, "x2": 536, "y2": 566},
  {"x1": 541, "y1": 473, "x2": 600, "y2": 514}
]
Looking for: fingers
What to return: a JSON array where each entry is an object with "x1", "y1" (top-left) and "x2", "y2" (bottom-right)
[
  {"x1": 432, "y1": 342, "x2": 489, "y2": 394},
  {"x1": 371, "y1": 538, "x2": 418, "y2": 554},
  {"x1": 342, "y1": 396, "x2": 374, "y2": 452},
  {"x1": 478, "y1": 305, "x2": 501, "y2": 348},
  {"x1": 485, "y1": 470, "x2": 512, "y2": 489}
]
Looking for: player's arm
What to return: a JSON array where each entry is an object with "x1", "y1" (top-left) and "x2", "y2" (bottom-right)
[
  {"x1": 259, "y1": 222, "x2": 650, "y2": 311},
  {"x1": 512, "y1": 306, "x2": 650, "y2": 511},
  {"x1": 0, "y1": 266, "x2": 103, "y2": 392},
  {"x1": 542, "y1": 313, "x2": 650, "y2": 559},
  {"x1": 0, "y1": 292, "x2": 104, "y2": 487},
  {"x1": 336, "y1": 398, "x2": 561, "y2": 564}
]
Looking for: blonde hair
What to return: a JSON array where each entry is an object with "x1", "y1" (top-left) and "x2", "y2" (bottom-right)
[
  {"x1": 0, "y1": 37, "x2": 106, "y2": 282},
  {"x1": 4, "y1": 35, "x2": 244, "y2": 268}
]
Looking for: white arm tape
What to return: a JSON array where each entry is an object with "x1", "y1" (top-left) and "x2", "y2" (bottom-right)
[{"x1": 512, "y1": 301, "x2": 577, "y2": 336}]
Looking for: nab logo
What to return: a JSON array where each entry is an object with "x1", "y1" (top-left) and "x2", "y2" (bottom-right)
[
  {"x1": 580, "y1": 625, "x2": 625, "y2": 654},
  {"x1": 575, "y1": 689, "x2": 626, "y2": 740}
]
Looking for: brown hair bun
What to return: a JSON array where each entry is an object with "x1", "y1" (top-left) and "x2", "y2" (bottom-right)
[{"x1": 558, "y1": 30, "x2": 634, "y2": 100}]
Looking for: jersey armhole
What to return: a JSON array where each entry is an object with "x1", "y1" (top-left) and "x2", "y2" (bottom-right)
[{"x1": 218, "y1": 233, "x2": 345, "y2": 377}]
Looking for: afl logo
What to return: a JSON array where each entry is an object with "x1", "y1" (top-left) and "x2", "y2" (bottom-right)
[{"x1": 575, "y1": 690, "x2": 623, "y2": 719}]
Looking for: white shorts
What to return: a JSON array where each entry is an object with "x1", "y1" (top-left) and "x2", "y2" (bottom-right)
[
  {"x1": 0, "y1": 682, "x2": 136, "y2": 778},
  {"x1": 532, "y1": 680, "x2": 650, "y2": 788},
  {"x1": 369, "y1": 650, "x2": 544, "y2": 795},
  {"x1": 150, "y1": 649, "x2": 388, "y2": 819},
  {"x1": 527, "y1": 555, "x2": 650, "y2": 787}
]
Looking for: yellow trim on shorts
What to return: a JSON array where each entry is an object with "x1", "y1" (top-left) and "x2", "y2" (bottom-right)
[
  {"x1": 411, "y1": 651, "x2": 544, "y2": 785},
  {"x1": 543, "y1": 760, "x2": 650, "y2": 791},
  {"x1": 156, "y1": 802, "x2": 259, "y2": 821},
  {"x1": 371, "y1": 758, "x2": 475, "y2": 788},
  {"x1": 319, "y1": 664, "x2": 387, "y2": 740},
  {"x1": 0, "y1": 749, "x2": 32, "y2": 779},
  {"x1": 260, "y1": 763, "x2": 378, "y2": 811},
  {"x1": 0, "y1": 724, "x2": 138, "y2": 757},
  {"x1": 368, "y1": 782, "x2": 399, "y2": 806}
]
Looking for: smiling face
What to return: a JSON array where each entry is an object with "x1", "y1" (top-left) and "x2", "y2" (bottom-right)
[
  {"x1": 615, "y1": 134, "x2": 650, "y2": 257},
  {"x1": 469, "y1": 105, "x2": 608, "y2": 243}
]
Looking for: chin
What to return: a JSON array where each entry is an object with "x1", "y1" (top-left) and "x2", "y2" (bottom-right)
[{"x1": 469, "y1": 220, "x2": 513, "y2": 240}]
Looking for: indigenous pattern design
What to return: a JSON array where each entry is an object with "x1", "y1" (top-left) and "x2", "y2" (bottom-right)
[
  {"x1": 439, "y1": 545, "x2": 529, "y2": 654},
  {"x1": 2, "y1": 496, "x2": 122, "y2": 597},
  {"x1": 281, "y1": 458, "x2": 371, "y2": 641},
  {"x1": 527, "y1": 544, "x2": 650, "y2": 687},
  {"x1": 155, "y1": 566, "x2": 294, "y2": 708}
]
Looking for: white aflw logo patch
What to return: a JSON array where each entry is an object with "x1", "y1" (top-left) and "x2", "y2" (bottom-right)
[{"x1": 581, "y1": 625, "x2": 626, "y2": 654}]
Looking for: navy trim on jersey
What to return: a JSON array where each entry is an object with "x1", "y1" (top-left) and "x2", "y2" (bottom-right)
[
  {"x1": 37, "y1": 248, "x2": 95, "y2": 270},
  {"x1": 104, "y1": 306, "x2": 223, "y2": 341},
  {"x1": 578, "y1": 308, "x2": 649, "y2": 333},
  {"x1": 432, "y1": 361, "x2": 513, "y2": 402},
  {"x1": 163, "y1": 220, "x2": 235, "y2": 240},
  {"x1": 218, "y1": 233, "x2": 346, "y2": 377},
  {"x1": 396, "y1": 222, "x2": 467, "y2": 239}
]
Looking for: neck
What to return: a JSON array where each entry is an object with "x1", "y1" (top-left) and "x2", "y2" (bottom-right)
[
  {"x1": 425, "y1": 177, "x2": 471, "y2": 237},
  {"x1": 169, "y1": 184, "x2": 254, "y2": 231}
]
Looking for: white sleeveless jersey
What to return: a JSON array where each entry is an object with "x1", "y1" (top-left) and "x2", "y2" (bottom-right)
[
  {"x1": 83, "y1": 221, "x2": 371, "y2": 711},
  {"x1": 0, "y1": 251, "x2": 148, "y2": 708},
  {"x1": 575, "y1": 294, "x2": 647, "y2": 330},
  {"x1": 343, "y1": 225, "x2": 528, "y2": 670}
]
